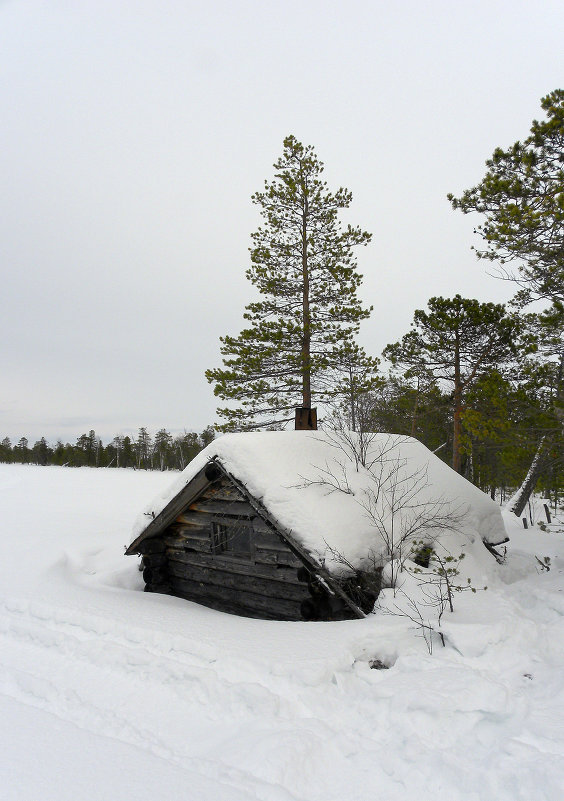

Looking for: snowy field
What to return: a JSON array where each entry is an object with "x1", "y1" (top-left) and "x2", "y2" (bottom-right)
[{"x1": 2, "y1": 463, "x2": 564, "y2": 801}]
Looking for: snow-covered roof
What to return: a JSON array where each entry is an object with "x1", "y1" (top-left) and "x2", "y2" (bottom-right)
[{"x1": 130, "y1": 431, "x2": 507, "y2": 575}]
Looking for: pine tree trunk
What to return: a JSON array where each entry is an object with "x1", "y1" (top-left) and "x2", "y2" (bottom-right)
[
  {"x1": 349, "y1": 364, "x2": 357, "y2": 432},
  {"x1": 452, "y1": 336, "x2": 463, "y2": 473},
  {"x1": 410, "y1": 380, "x2": 419, "y2": 437},
  {"x1": 556, "y1": 352, "x2": 564, "y2": 429},
  {"x1": 301, "y1": 196, "x2": 311, "y2": 408}
]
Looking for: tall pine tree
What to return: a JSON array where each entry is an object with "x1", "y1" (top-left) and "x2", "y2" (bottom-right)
[{"x1": 206, "y1": 135, "x2": 375, "y2": 430}]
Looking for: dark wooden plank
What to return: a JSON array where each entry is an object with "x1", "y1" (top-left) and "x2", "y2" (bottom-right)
[
  {"x1": 166, "y1": 548, "x2": 302, "y2": 582},
  {"x1": 252, "y1": 521, "x2": 322, "y2": 569},
  {"x1": 145, "y1": 582, "x2": 172, "y2": 594},
  {"x1": 252, "y1": 525, "x2": 297, "y2": 551},
  {"x1": 164, "y1": 535, "x2": 211, "y2": 553},
  {"x1": 254, "y1": 539, "x2": 289, "y2": 552},
  {"x1": 173, "y1": 514, "x2": 210, "y2": 528},
  {"x1": 251, "y1": 518, "x2": 279, "y2": 535},
  {"x1": 167, "y1": 522, "x2": 210, "y2": 539},
  {"x1": 168, "y1": 576, "x2": 302, "y2": 619},
  {"x1": 141, "y1": 553, "x2": 168, "y2": 569},
  {"x1": 254, "y1": 549, "x2": 303, "y2": 568},
  {"x1": 167, "y1": 561, "x2": 309, "y2": 602},
  {"x1": 187, "y1": 499, "x2": 256, "y2": 518},
  {"x1": 137, "y1": 538, "x2": 166, "y2": 555},
  {"x1": 201, "y1": 482, "x2": 247, "y2": 502},
  {"x1": 254, "y1": 535, "x2": 298, "y2": 553},
  {"x1": 143, "y1": 566, "x2": 168, "y2": 583},
  {"x1": 168, "y1": 587, "x2": 301, "y2": 620},
  {"x1": 168, "y1": 552, "x2": 306, "y2": 587},
  {"x1": 173, "y1": 508, "x2": 256, "y2": 529}
]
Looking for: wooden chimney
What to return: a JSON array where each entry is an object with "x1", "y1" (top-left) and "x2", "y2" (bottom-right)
[{"x1": 295, "y1": 407, "x2": 317, "y2": 430}]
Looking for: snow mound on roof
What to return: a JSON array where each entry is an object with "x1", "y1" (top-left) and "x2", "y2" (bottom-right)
[{"x1": 131, "y1": 431, "x2": 507, "y2": 580}]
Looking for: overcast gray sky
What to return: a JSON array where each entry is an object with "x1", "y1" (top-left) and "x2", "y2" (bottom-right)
[{"x1": 1, "y1": 0, "x2": 563, "y2": 444}]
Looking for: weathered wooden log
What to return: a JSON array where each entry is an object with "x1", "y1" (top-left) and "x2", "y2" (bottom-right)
[
  {"x1": 144, "y1": 582, "x2": 172, "y2": 594},
  {"x1": 164, "y1": 534, "x2": 211, "y2": 553},
  {"x1": 166, "y1": 548, "x2": 302, "y2": 584},
  {"x1": 172, "y1": 514, "x2": 210, "y2": 529},
  {"x1": 168, "y1": 575, "x2": 302, "y2": 619},
  {"x1": 169, "y1": 586, "x2": 300, "y2": 620},
  {"x1": 482, "y1": 537, "x2": 509, "y2": 563},
  {"x1": 509, "y1": 438, "x2": 548, "y2": 517},
  {"x1": 167, "y1": 561, "x2": 308, "y2": 601},
  {"x1": 204, "y1": 461, "x2": 222, "y2": 482},
  {"x1": 141, "y1": 553, "x2": 168, "y2": 569},
  {"x1": 138, "y1": 538, "x2": 166, "y2": 555},
  {"x1": 251, "y1": 518, "x2": 279, "y2": 536},
  {"x1": 143, "y1": 566, "x2": 169, "y2": 584},
  {"x1": 187, "y1": 499, "x2": 256, "y2": 518},
  {"x1": 164, "y1": 528, "x2": 302, "y2": 567},
  {"x1": 297, "y1": 566, "x2": 311, "y2": 583},
  {"x1": 254, "y1": 550, "x2": 302, "y2": 568},
  {"x1": 167, "y1": 523, "x2": 211, "y2": 540},
  {"x1": 167, "y1": 560, "x2": 309, "y2": 602},
  {"x1": 203, "y1": 484, "x2": 246, "y2": 502},
  {"x1": 300, "y1": 599, "x2": 318, "y2": 620},
  {"x1": 254, "y1": 535, "x2": 290, "y2": 551},
  {"x1": 253, "y1": 533, "x2": 305, "y2": 556}
]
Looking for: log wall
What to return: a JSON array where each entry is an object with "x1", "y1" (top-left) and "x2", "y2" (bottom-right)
[{"x1": 140, "y1": 475, "x2": 358, "y2": 621}]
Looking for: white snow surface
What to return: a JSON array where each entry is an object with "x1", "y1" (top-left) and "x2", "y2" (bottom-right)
[
  {"x1": 131, "y1": 431, "x2": 506, "y2": 576},
  {"x1": 2, "y1": 462, "x2": 564, "y2": 801}
]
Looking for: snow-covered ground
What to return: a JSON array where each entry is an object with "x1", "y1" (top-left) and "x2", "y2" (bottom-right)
[{"x1": 2, "y1": 463, "x2": 564, "y2": 800}]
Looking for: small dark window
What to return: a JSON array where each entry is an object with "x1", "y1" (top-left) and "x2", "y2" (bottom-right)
[
  {"x1": 211, "y1": 522, "x2": 228, "y2": 553},
  {"x1": 211, "y1": 520, "x2": 252, "y2": 560}
]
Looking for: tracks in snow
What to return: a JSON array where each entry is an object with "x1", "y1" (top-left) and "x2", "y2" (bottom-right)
[{"x1": 0, "y1": 596, "x2": 308, "y2": 801}]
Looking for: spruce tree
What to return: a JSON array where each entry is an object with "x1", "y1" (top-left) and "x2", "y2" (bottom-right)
[
  {"x1": 154, "y1": 428, "x2": 173, "y2": 471},
  {"x1": 15, "y1": 437, "x2": 29, "y2": 463},
  {"x1": 135, "y1": 427, "x2": 152, "y2": 469},
  {"x1": 122, "y1": 436, "x2": 134, "y2": 468},
  {"x1": 32, "y1": 437, "x2": 52, "y2": 466},
  {"x1": 206, "y1": 135, "x2": 375, "y2": 430},
  {"x1": 0, "y1": 437, "x2": 12, "y2": 463}
]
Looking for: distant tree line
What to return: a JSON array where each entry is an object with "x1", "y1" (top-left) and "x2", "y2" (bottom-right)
[{"x1": 0, "y1": 426, "x2": 215, "y2": 471}]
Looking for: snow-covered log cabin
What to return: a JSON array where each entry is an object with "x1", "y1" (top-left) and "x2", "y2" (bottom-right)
[{"x1": 126, "y1": 431, "x2": 508, "y2": 621}]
